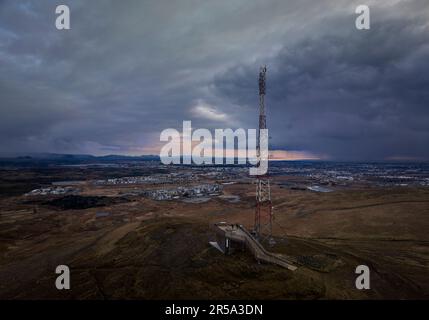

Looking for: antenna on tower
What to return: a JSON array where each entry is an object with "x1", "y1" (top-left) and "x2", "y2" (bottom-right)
[{"x1": 254, "y1": 65, "x2": 274, "y2": 245}]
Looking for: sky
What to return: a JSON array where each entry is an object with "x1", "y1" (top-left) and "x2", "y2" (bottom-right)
[{"x1": 0, "y1": 0, "x2": 428, "y2": 160}]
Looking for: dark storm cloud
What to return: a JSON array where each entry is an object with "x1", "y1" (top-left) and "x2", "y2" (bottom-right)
[
  {"x1": 0, "y1": 0, "x2": 428, "y2": 159},
  {"x1": 214, "y1": 1, "x2": 429, "y2": 160}
]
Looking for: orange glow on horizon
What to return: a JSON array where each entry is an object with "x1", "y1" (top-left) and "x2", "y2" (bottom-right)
[
  {"x1": 127, "y1": 142, "x2": 324, "y2": 161},
  {"x1": 268, "y1": 150, "x2": 324, "y2": 161}
]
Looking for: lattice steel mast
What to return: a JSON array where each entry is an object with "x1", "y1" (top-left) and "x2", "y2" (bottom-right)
[{"x1": 254, "y1": 66, "x2": 274, "y2": 244}]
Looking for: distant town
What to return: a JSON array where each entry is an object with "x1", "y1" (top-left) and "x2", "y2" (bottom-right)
[{"x1": 21, "y1": 159, "x2": 429, "y2": 200}]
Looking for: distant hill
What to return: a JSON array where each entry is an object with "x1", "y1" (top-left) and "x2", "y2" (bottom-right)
[{"x1": 0, "y1": 153, "x2": 160, "y2": 166}]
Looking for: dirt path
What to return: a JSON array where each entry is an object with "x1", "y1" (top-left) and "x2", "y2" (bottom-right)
[
  {"x1": 95, "y1": 222, "x2": 141, "y2": 256},
  {"x1": 275, "y1": 200, "x2": 429, "y2": 215}
]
